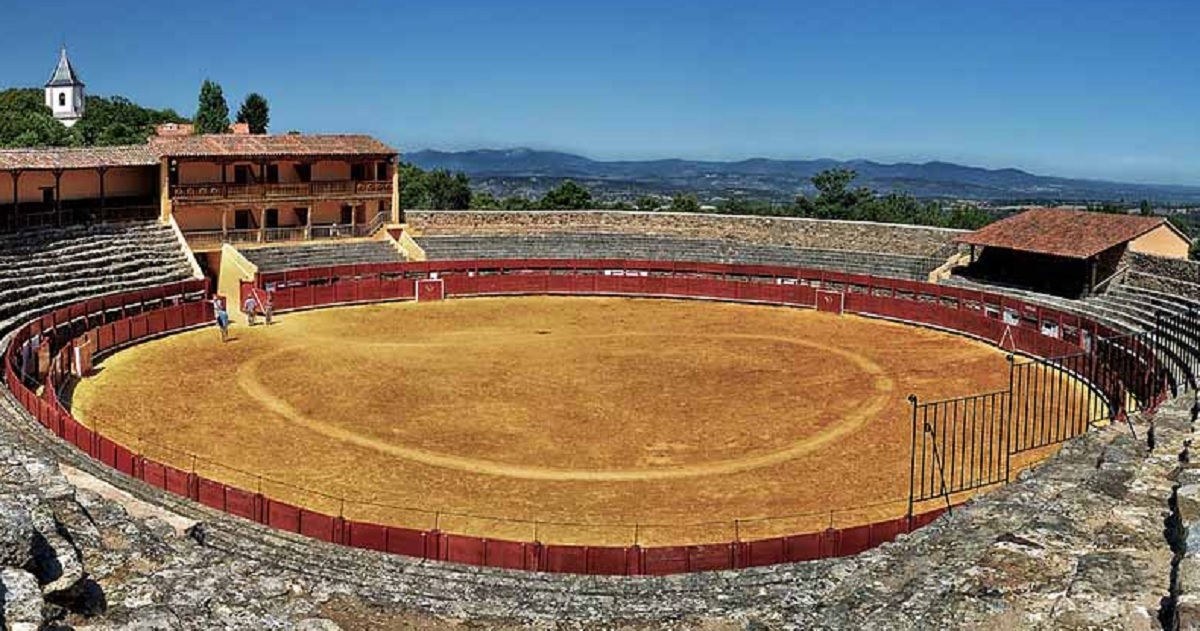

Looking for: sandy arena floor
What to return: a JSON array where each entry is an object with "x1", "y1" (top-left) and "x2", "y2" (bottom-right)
[{"x1": 72, "y1": 297, "x2": 1065, "y2": 546}]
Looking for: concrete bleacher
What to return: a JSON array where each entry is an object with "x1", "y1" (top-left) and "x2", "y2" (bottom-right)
[
  {"x1": 239, "y1": 240, "x2": 402, "y2": 273},
  {"x1": 417, "y1": 234, "x2": 944, "y2": 281},
  {"x1": 943, "y1": 274, "x2": 1200, "y2": 391},
  {"x1": 0, "y1": 221, "x2": 197, "y2": 334}
]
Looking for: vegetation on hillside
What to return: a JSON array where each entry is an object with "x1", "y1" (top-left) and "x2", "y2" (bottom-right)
[{"x1": 0, "y1": 88, "x2": 187, "y2": 147}]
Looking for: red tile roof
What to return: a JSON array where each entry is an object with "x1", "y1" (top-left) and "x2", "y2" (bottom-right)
[
  {"x1": 149, "y1": 134, "x2": 397, "y2": 158},
  {"x1": 956, "y1": 208, "x2": 1186, "y2": 259},
  {"x1": 0, "y1": 145, "x2": 160, "y2": 170}
]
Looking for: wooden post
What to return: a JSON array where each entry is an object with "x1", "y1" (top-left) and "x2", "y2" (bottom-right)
[
  {"x1": 221, "y1": 207, "x2": 229, "y2": 240},
  {"x1": 305, "y1": 205, "x2": 313, "y2": 240},
  {"x1": 52, "y1": 169, "x2": 64, "y2": 226},
  {"x1": 257, "y1": 207, "x2": 265, "y2": 242},
  {"x1": 9, "y1": 170, "x2": 20, "y2": 231},
  {"x1": 97, "y1": 167, "x2": 108, "y2": 221}
]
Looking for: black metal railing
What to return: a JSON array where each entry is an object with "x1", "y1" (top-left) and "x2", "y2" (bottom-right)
[{"x1": 909, "y1": 306, "x2": 1200, "y2": 515}]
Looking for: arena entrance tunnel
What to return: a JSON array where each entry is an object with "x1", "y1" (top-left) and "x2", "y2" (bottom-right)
[{"x1": 6, "y1": 259, "x2": 1185, "y2": 575}]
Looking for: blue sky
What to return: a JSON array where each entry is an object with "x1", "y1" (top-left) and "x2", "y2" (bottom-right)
[{"x1": 1, "y1": 0, "x2": 1197, "y2": 184}]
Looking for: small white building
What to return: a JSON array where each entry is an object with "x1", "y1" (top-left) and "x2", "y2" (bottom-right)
[{"x1": 44, "y1": 47, "x2": 85, "y2": 127}]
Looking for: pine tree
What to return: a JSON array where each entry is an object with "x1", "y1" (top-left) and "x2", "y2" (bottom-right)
[
  {"x1": 194, "y1": 80, "x2": 230, "y2": 135},
  {"x1": 235, "y1": 93, "x2": 270, "y2": 134}
]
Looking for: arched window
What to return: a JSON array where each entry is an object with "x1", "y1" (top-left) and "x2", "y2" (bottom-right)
[{"x1": 58, "y1": 93, "x2": 66, "y2": 107}]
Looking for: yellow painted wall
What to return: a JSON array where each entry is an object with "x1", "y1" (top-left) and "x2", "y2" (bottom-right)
[
  {"x1": 1129, "y1": 225, "x2": 1190, "y2": 259},
  {"x1": 216, "y1": 244, "x2": 258, "y2": 325}
]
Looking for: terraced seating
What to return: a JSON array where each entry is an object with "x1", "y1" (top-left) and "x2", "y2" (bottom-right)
[
  {"x1": 943, "y1": 275, "x2": 1200, "y2": 393},
  {"x1": 1088, "y1": 285, "x2": 1200, "y2": 387},
  {"x1": 240, "y1": 240, "x2": 402, "y2": 273},
  {"x1": 417, "y1": 234, "x2": 943, "y2": 281},
  {"x1": 0, "y1": 222, "x2": 197, "y2": 336}
]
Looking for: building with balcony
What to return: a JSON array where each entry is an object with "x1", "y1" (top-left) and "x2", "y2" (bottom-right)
[{"x1": 0, "y1": 133, "x2": 401, "y2": 249}]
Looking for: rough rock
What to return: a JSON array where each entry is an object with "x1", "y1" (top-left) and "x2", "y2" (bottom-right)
[
  {"x1": 0, "y1": 567, "x2": 43, "y2": 630},
  {"x1": 0, "y1": 499, "x2": 34, "y2": 570}
]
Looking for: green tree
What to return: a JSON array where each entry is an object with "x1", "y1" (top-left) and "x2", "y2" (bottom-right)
[
  {"x1": 0, "y1": 88, "x2": 75, "y2": 147},
  {"x1": 539, "y1": 180, "x2": 593, "y2": 209},
  {"x1": 502, "y1": 196, "x2": 535, "y2": 210},
  {"x1": 635, "y1": 195, "x2": 661, "y2": 211},
  {"x1": 944, "y1": 203, "x2": 992, "y2": 230},
  {"x1": 397, "y1": 162, "x2": 430, "y2": 208},
  {"x1": 235, "y1": 93, "x2": 270, "y2": 134},
  {"x1": 425, "y1": 170, "x2": 472, "y2": 210},
  {"x1": 194, "y1": 79, "x2": 230, "y2": 134},
  {"x1": 805, "y1": 168, "x2": 874, "y2": 219},
  {"x1": 669, "y1": 193, "x2": 700, "y2": 213},
  {"x1": 1139, "y1": 199, "x2": 1153, "y2": 216},
  {"x1": 470, "y1": 191, "x2": 501, "y2": 209},
  {"x1": 73, "y1": 95, "x2": 188, "y2": 146}
]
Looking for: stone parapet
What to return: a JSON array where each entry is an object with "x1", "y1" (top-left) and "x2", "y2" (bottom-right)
[{"x1": 407, "y1": 210, "x2": 965, "y2": 258}]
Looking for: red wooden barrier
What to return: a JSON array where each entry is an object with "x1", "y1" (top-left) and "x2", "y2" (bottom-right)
[
  {"x1": 198, "y1": 478, "x2": 227, "y2": 511},
  {"x1": 483, "y1": 539, "x2": 535, "y2": 571},
  {"x1": 163, "y1": 465, "x2": 190, "y2": 497},
  {"x1": 299, "y1": 510, "x2": 337, "y2": 543},
  {"x1": 643, "y1": 546, "x2": 690, "y2": 575},
  {"x1": 347, "y1": 521, "x2": 388, "y2": 552},
  {"x1": 745, "y1": 537, "x2": 787, "y2": 567},
  {"x1": 784, "y1": 531, "x2": 824, "y2": 562},
  {"x1": 225, "y1": 487, "x2": 259, "y2": 522},
  {"x1": 385, "y1": 526, "x2": 427, "y2": 558},
  {"x1": 688, "y1": 544, "x2": 735, "y2": 572},
  {"x1": 442, "y1": 534, "x2": 487, "y2": 566},
  {"x1": 543, "y1": 545, "x2": 589, "y2": 574}
]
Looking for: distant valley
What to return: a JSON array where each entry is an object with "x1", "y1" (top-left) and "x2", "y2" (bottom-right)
[{"x1": 407, "y1": 148, "x2": 1200, "y2": 204}]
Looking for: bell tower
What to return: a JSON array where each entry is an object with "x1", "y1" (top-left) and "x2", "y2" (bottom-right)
[{"x1": 44, "y1": 46, "x2": 85, "y2": 127}]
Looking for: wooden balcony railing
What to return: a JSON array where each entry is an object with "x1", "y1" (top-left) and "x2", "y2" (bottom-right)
[
  {"x1": 171, "y1": 180, "x2": 392, "y2": 202},
  {"x1": 182, "y1": 211, "x2": 390, "y2": 248}
]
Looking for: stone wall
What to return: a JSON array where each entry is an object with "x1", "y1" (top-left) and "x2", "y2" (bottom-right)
[{"x1": 406, "y1": 210, "x2": 965, "y2": 258}]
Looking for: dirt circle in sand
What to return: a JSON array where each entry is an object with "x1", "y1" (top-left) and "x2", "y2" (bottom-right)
[{"x1": 71, "y1": 297, "x2": 1012, "y2": 545}]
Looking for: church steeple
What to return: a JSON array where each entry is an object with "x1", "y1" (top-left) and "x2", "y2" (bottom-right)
[{"x1": 44, "y1": 46, "x2": 85, "y2": 127}]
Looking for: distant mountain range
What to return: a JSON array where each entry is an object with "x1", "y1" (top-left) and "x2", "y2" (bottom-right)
[{"x1": 407, "y1": 148, "x2": 1200, "y2": 204}]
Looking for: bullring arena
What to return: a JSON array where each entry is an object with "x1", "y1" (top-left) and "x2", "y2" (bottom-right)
[
  {"x1": 1, "y1": 202, "x2": 1199, "y2": 627},
  {"x1": 71, "y1": 296, "x2": 1023, "y2": 546}
]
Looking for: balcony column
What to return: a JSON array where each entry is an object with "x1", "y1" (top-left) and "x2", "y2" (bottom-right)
[
  {"x1": 390, "y1": 157, "x2": 401, "y2": 224},
  {"x1": 9, "y1": 170, "x2": 20, "y2": 231},
  {"x1": 96, "y1": 167, "x2": 108, "y2": 221},
  {"x1": 221, "y1": 207, "x2": 229, "y2": 241},
  {"x1": 257, "y1": 207, "x2": 266, "y2": 243},
  {"x1": 52, "y1": 169, "x2": 64, "y2": 227},
  {"x1": 305, "y1": 205, "x2": 313, "y2": 240}
]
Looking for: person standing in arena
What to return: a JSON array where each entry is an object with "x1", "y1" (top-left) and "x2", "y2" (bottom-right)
[
  {"x1": 263, "y1": 291, "x2": 274, "y2": 326},
  {"x1": 211, "y1": 296, "x2": 230, "y2": 342},
  {"x1": 242, "y1": 293, "x2": 259, "y2": 326}
]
